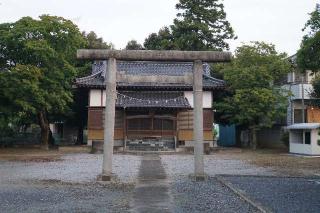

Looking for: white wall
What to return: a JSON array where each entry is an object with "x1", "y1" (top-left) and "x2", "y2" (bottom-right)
[
  {"x1": 91, "y1": 89, "x2": 213, "y2": 108},
  {"x1": 184, "y1": 91, "x2": 212, "y2": 108},
  {"x1": 290, "y1": 143, "x2": 313, "y2": 155},
  {"x1": 89, "y1": 89, "x2": 102, "y2": 107},
  {"x1": 289, "y1": 129, "x2": 320, "y2": 155},
  {"x1": 311, "y1": 130, "x2": 320, "y2": 155},
  {"x1": 102, "y1": 90, "x2": 106, "y2": 106}
]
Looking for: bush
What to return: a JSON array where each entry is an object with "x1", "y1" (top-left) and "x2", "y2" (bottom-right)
[
  {"x1": 281, "y1": 130, "x2": 289, "y2": 147},
  {"x1": 0, "y1": 123, "x2": 41, "y2": 147}
]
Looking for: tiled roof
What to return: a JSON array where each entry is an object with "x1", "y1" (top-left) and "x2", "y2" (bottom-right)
[
  {"x1": 116, "y1": 91, "x2": 191, "y2": 108},
  {"x1": 76, "y1": 61, "x2": 225, "y2": 90},
  {"x1": 92, "y1": 60, "x2": 211, "y2": 76}
]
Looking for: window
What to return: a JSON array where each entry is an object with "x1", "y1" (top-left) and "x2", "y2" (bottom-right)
[
  {"x1": 294, "y1": 109, "x2": 307, "y2": 123},
  {"x1": 162, "y1": 119, "x2": 174, "y2": 130},
  {"x1": 141, "y1": 118, "x2": 152, "y2": 130},
  {"x1": 153, "y1": 119, "x2": 162, "y2": 130},
  {"x1": 291, "y1": 130, "x2": 303, "y2": 144},
  {"x1": 127, "y1": 119, "x2": 139, "y2": 130},
  {"x1": 304, "y1": 131, "x2": 311, "y2": 145},
  {"x1": 153, "y1": 118, "x2": 175, "y2": 130},
  {"x1": 127, "y1": 118, "x2": 151, "y2": 130},
  {"x1": 291, "y1": 130, "x2": 312, "y2": 145},
  {"x1": 287, "y1": 72, "x2": 295, "y2": 83},
  {"x1": 126, "y1": 111, "x2": 176, "y2": 132}
]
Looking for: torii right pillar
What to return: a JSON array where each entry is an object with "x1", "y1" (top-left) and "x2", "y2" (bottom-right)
[{"x1": 193, "y1": 60, "x2": 205, "y2": 179}]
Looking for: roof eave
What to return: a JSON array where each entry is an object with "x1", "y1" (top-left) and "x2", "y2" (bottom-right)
[{"x1": 75, "y1": 83, "x2": 225, "y2": 91}]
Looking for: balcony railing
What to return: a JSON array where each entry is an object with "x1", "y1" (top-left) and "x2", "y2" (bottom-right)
[{"x1": 282, "y1": 83, "x2": 314, "y2": 100}]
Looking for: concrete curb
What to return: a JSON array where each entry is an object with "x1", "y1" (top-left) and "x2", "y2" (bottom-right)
[
  {"x1": 218, "y1": 174, "x2": 320, "y2": 180},
  {"x1": 215, "y1": 175, "x2": 272, "y2": 213}
]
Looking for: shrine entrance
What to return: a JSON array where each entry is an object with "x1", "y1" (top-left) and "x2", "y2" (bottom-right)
[
  {"x1": 125, "y1": 110, "x2": 177, "y2": 151},
  {"x1": 77, "y1": 49, "x2": 231, "y2": 181}
]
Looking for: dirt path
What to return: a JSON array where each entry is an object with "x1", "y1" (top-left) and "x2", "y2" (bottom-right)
[{"x1": 131, "y1": 153, "x2": 173, "y2": 213}]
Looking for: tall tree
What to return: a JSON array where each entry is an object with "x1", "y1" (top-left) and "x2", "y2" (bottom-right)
[
  {"x1": 144, "y1": 0, "x2": 236, "y2": 51},
  {"x1": 144, "y1": 27, "x2": 176, "y2": 50},
  {"x1": 215, "y1": 42, "x2": 291, "y2": 149},
  {"x1": 302, "y1": 3, "x2": 320, "y2": 36},
  {"x1": 82, "y1": 31, "x2": 113, "y2": 49},
  {"x1": 125, "y1": 39, "x2": 144, "y2": 50},
  {"x1": 76, "y1": 31, "x2": 112, "y2": 78},
  {"x1": 0, "y1": 65, "x2": 39, "y2": 139},
  {"x1": 0, "y1": 15, "x2": 86, "y2": 149},
  {"x1": 297, "y1": 4, "x2": 320, "y2": 72}
]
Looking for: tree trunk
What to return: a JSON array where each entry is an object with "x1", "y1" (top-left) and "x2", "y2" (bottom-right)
[
  {"x1": 76, "y1": 126, "x2": 83, "y2": 145},
  {"x1": 38, "y1": 111, "x2": 53, "y2": 150},
  {"x1": 250, "y1": 127, "x2": 257, "y2": 150}
]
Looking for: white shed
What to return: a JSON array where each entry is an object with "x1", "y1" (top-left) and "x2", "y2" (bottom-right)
[{"x1": 287, "y1": 123, "x2": 320, "y2": 156}]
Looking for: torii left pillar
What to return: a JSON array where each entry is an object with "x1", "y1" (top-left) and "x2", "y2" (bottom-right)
[{"x1": 101, "y1": 58, "x2": 117, "y2": 181}]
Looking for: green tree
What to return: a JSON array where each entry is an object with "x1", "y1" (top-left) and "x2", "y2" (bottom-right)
[
  {"x1": 125, "y1": 39, "x2": 144, "y2": 50},
  {"x1": 0, "y1": 65, "x2": 39, "y2": 139},
  {"x1": 302, "y1": 3, "x2": 320, "y2": 36},
  {"x1": 144, "y1": 27, "x2": 176, "y2": 50},
  {"x1": 215, "y1": 42, "x2": 291, "y2": 149},
  {"x1": 297, "y1": 4, "x2": 320, "y2": 72},
  {"x1": 82, "y1": 31, "x2": 113, "y2": 49},
  {"x1": 0, "y1": 15, "x2": 86, "y2": 149},
  {"x1": 144, "y1": 0, "x2": 236, "y2": 51},
  {"x1": 77, "y1": 31, "x2": 113, "y2": 78}
]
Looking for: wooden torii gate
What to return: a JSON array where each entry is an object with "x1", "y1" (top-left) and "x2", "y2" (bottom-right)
[{"x1": 77, "y1": 50, "x2": 231, "y2": 181}]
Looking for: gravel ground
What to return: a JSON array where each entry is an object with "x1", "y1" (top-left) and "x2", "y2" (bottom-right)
[
  {"x1": 0, "y1": 182, "x2": 132, "y2": 213},
  {"x1": 160, "y1": 154, "x2": 273, "y2": 213},
  {"x1": 161, "y1": 154, "x2": 275, "y2": 179},
  {"x1": 0, "y1": 153, "x2": 141, "y2": 213},
  {"x1": 223, "y1": 176, "x2": 320, "y2": 213},
  {"x1": 1, "y1": 151, "x2": 319, "y2": 212},
  {"x1": 0, "y1": 153, "x2": 141, "y2": 184},
  {"x1": 171, "y1": 176, "x2": 259, "y2": 213}
]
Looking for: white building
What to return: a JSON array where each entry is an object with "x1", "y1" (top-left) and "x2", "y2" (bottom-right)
[
  {"x1": 283, "y1": 55, "x2": 318, "y2": 125},
  {"x1": 287, "y1": 123, "x2": 320, "y2": 156}
]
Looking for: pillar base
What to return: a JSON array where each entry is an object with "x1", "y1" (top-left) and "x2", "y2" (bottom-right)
[
  {"x1": 189, "y1": 174, "x2": 208, "y2": 181},
  {"x1": 101, "y1": 175, "x2": 111, "y2": 181},
  {"x1": 97, "y1": 174, "x2": 117, "y2": 182}
]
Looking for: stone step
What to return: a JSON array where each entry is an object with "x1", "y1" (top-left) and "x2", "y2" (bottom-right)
[{"x1": 126, "y1": 139, "x2": 175, "y2": 151}]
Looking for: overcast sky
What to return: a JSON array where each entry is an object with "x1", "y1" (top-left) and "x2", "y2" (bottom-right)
[{"x1": 0, "y1": 0, "x2": 317, "y2": 55}]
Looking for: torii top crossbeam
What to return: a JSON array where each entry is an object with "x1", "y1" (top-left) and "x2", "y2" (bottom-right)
[{"x1": 77, "y1": 49, "x2": 231, "y2": 62}]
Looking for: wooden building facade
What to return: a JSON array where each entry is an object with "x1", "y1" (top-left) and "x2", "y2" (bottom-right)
[{"x1": 76, "y1": 61, "x2": 225, "y2": 150}]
